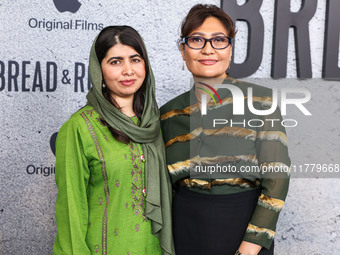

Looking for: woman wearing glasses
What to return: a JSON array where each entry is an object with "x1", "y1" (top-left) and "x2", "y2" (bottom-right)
[{"x1": 160, "y1": 4, "x2": 290, "y2": 255}]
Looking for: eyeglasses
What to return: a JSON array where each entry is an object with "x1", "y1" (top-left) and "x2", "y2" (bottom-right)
[{"x1": 180, "y1": 36, "x2": 233, "y2": 50}]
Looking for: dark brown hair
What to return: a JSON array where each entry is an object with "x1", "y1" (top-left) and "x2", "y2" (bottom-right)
[
  {"x1": 180, "y1": 4, "x2": 236, "y2": 38},
  {"x1": 95, "y1": 26, "x2": 149, "y2": 144}
]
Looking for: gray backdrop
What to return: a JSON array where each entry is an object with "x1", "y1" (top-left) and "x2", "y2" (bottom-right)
[{"x1": 0, "y1": 0, "x2": 339, "y2": 254}]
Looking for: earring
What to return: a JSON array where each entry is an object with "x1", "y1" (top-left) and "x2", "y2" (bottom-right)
[{"x1": 182, "y1": 61, "x2": 185, "y2": 70}]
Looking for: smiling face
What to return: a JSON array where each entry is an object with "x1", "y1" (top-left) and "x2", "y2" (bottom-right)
[
  {"x1": 180, "y1": 16, "x2": 232, "y2": 79},
  {"x1": 101, "y1": 43, "x2": 146, "y2": 101}
]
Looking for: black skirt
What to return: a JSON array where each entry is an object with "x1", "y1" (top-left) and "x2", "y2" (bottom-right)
[{"x1": 173, "y1": 186, "x2": 274, "y2": 255}]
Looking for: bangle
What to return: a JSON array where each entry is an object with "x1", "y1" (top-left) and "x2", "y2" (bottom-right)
[{"x1": 235, "y1": 250, "x2": 246, "y2": 255}]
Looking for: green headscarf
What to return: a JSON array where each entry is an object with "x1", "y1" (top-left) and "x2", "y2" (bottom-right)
[{"x1": 86, "y1": 26, "x2": 175, "y2": 255}]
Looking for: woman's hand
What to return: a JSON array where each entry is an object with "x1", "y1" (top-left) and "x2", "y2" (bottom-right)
[{"x1": 236, "y1": 241, "x2": 262, "y2": 255}]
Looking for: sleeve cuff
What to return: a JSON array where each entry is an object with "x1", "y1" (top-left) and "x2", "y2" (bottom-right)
[{"x1": 242, "y1": 224, "x2": 274, "y2": 250}]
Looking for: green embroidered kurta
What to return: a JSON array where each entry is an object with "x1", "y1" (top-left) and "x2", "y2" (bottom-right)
[
  {"x1": 160, "y1": 77, "x2": 291, "y2": 249},
  {"x1": 53, "y1": 106, "x2": 161, "y2": 255}
]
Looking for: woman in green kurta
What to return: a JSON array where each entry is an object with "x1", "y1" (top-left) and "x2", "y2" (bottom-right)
[{"x1": 53, "y1": 26, "x2": 174, "y2": 255}]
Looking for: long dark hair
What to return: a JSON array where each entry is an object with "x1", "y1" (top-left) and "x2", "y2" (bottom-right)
[{"x1": 95, "y1": 26, "x2": 149, "y2": 144}]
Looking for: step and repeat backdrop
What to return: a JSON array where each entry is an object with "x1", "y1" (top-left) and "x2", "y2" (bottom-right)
[{"x1": 1, "y1": 0, "x2": 339, "y2": 254}]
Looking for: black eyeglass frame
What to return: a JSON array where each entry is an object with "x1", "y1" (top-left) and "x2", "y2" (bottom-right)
[{"x1": 180, "y1": 36, "x2": 233, "y2": 50}]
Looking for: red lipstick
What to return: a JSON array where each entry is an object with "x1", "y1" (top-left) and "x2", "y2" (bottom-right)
[{"x1": 120, "y1": 79, "x2": 136, "y2": 86}]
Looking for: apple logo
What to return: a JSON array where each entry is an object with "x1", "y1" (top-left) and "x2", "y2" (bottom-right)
[
  {"x1": 53, "y1": 0, "x2": 81, "y2": 13},
  {"x1": 50, "y1": 132, "x2": 58, "y2": 156}
]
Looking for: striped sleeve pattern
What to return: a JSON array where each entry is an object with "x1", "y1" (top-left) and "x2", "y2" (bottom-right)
[
  {"x1": 243, "y1": 104, "x2": 291, "y2": 249},
  {"x1": 160, "y1": 78, "x2": 290, "y2": 249}
]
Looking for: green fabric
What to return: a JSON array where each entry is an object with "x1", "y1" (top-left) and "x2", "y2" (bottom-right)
[
  {"x1": 160, "y1": 77, "x2": 290, "y2": 249},
  {"x1": 54, "y1": 107, "x2": 162, "y2": 254},
  {"x1": 86, "y1": 33, "x2": 174, "y2": 255},
  {"x1": 85, "y1": 33, "x2": 174, "y2": 255},
  {"x1": 54, "y1": 29, "x2": 174, "y2": 254}
]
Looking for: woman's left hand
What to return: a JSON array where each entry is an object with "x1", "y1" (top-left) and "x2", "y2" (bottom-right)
[{"x1": 236, "y1": 241, "x2": 262, "y2": 255}]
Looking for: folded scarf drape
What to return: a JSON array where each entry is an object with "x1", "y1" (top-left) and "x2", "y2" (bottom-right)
[{"x1": 86, "y1": 30, "x2": 174, "y2": 255}]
